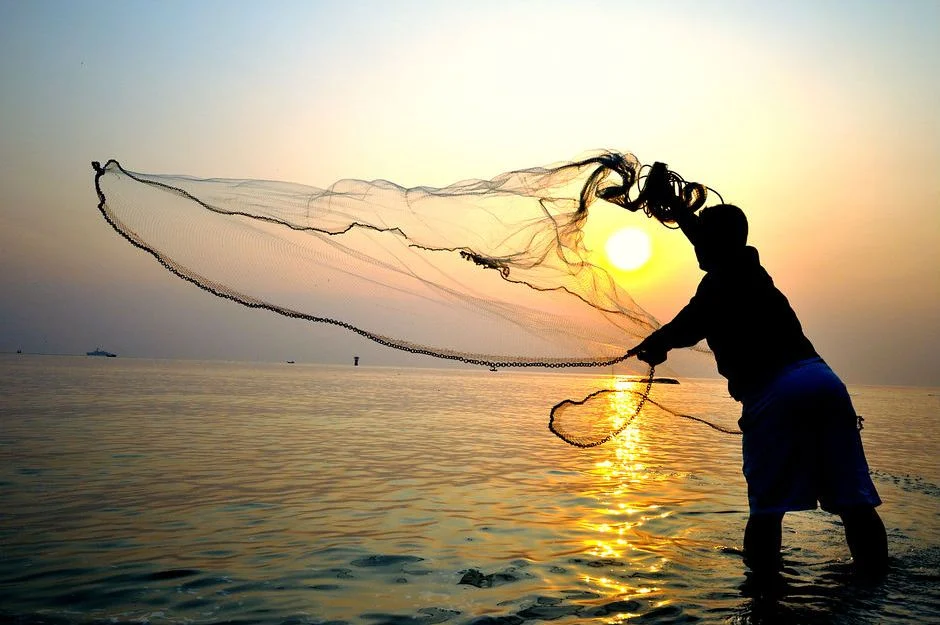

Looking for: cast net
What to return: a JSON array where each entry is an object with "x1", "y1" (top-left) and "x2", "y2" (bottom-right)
[{"x1": 92, "y1": 150, "x2": 736, "y2": 447}]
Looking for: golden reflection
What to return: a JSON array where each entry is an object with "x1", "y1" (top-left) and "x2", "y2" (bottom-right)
[{"x1": 580, "y1": 378, "x2": 672, "y2": 608}]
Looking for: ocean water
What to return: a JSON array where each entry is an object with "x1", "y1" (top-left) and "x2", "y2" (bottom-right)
[{"x1": 0, "y1": 355, "x2": 937, "y2": 624}]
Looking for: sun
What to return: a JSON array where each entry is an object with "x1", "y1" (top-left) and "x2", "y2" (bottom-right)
[{"x1": 605, "y1": 227, "x2": 652, "y2": 271}]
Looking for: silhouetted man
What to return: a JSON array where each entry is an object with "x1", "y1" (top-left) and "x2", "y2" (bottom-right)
[{"x1": 633, "y1": 202, "x2": 888, "y2": 578}]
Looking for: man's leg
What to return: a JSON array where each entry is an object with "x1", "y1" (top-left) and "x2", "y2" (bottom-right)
[
  {"x1": 743, "y1": 512, "x2": 784, "y2": 574},
  {"x1": 840, "y1": 505, "x2": 888, "y2": 575}
]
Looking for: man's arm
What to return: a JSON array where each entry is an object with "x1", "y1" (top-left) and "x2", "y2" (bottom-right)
[
  {"x1": 634, "y1": 287, "x2": 707, "y2": 366},
  {"x1": 671, "y1": 200, "x2": 701, "y2": 247}
]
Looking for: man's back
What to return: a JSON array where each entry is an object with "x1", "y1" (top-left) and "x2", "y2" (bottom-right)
[{"x1": 691, "y1": 245, "x2": 819, "y2": 399}]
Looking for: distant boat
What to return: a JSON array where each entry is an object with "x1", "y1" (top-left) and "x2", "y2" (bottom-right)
[
  {"x1": 286, "y1": 360, "x2": 295, "y2": 364},
  {"x1": 624, "y1": 376, "x2": 679, "y2": 384},
  {"x1": 86, "y1": 348, "x2": 117, "y2": 357}
]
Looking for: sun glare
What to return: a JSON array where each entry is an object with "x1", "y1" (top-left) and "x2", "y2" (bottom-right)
[{"x1": 605, "y1": 228, "x2": 652, "y2": 271}]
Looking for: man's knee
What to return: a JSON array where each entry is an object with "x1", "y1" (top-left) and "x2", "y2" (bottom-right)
[
  {"x1": 747, "y1": 512, "x2": 784, "y2": 525},
  {"x1": 839, "y1": 505, "x2": 885, "y2": 535},
  {"x1": 745, "y1": 512, "x2": 784, "y2": 536}
]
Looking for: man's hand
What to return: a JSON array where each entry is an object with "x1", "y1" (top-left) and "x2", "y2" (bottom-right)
[
  {"x1": 632, "y1": 334, "x2": 668, "y2": 367},
  {"x1": 636, "y1": 345, "x2": 667, "y2": 367}
]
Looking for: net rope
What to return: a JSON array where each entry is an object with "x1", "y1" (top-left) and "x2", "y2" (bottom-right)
[
  {"x1": 92, "y1": 151, "x2": 741, "y2": 445},
  {"x1": 549, "y1": 379, "x2": 742, "y2": 449}
]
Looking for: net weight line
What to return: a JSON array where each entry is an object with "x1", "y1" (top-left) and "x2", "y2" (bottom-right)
[{"x1": 549, "y1": 365, "x2": 743, "y2": 448}]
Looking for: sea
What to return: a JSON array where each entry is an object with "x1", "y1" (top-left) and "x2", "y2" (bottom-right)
[{"x1": 1, "y1": 355, "x2": 938, "y2": 624}]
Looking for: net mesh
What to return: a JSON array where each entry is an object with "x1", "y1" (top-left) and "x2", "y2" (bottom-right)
[{"x1": 92, "y1": 150, "x2": 738, "y2": 445}]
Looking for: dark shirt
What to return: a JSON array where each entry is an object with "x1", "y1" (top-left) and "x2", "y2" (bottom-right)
[{"x1": 652, "y1": 246, "x2": 819, "y2": 400}]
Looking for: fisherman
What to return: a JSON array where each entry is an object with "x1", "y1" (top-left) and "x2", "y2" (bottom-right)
[{"x1": 632, "y1": 199, "x2": 887, "y2": 578}]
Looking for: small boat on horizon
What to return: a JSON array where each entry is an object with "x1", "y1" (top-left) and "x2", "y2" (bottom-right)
[{"x1": 86, "y1": 348, "x2": 117, "y2": 357}]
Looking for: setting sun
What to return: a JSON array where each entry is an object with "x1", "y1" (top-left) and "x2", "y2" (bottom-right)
[{"x1": 605, "y1": 228, "x2": 652, "y2": 271}]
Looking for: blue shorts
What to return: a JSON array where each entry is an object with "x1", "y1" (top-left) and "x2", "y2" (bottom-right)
[{"x1": 739, "y1": 358, "x2": 882, "y2": 515}]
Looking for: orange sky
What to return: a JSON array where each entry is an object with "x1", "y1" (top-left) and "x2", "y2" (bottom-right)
[{"x1": 1, "y1": 1, "x2": 938, "y2": 384}]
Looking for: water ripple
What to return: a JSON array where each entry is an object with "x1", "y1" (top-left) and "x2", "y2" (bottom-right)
[{"x1": 0, "y1": 356, "x2": 937, "y2": 624}]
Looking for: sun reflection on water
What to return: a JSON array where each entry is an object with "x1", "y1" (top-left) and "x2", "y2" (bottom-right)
[{"x1": 581, "y1": 378, "x2": 673, "y2": 610}]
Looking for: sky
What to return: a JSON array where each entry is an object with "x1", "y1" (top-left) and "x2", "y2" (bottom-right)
[{"x1": 1, "y1": 0, "x2": 938, "y2": 386}]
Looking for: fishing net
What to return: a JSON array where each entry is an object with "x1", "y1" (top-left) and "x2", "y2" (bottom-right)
[{"x1": 92, "y1": 150, "x2": 738, "y2": 446}]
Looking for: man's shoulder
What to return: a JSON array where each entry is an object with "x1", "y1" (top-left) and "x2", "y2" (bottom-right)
[{"x1": 698, "y1": 249, "x2": 774, "y2": 295}]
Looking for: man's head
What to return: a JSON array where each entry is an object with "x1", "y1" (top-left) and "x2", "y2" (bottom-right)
[{"x1": 693, "y1": 204, "x2": 748, "y2": 271}]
